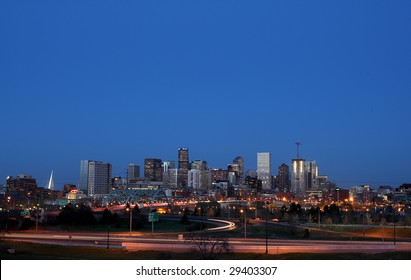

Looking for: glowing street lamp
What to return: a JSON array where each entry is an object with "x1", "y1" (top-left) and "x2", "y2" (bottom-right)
[
  {"x1": 126, "y1": 204, "x2": 133, "y2": 235},
  {"x1": 240, "y1": 208, "x2": 247, "y2": 238}
]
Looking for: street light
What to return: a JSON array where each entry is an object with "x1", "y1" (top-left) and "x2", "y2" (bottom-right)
[
  {"x1": 240, "y1": 208, "x2": 247, "y2": 238},
  {"x1": 126, "y1": 203, "x2": 133, "y2": 235},
  {"x1": 254, "y1": 205, "x2": 258, "y2": 219}
]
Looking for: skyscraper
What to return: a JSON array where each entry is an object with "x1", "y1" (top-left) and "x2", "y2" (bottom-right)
[
  {"x1": 144, "y1": 158, "x2": 163, "y2": 182},
  {"x1": 188, "y1": 169, "x2": 201, "y2": 190},
  {"x1": 128, "y1": 163, "x2": 140, "y2": 180},
  {"x1": 162, "y1": 161, "x2": 176, "y2": 187},
  {"x1": 89, "y1": 161, "x2": 112, "y2": 196},
  {"x1": 227, "y1": 163, "x2": 240, "y2": 185},
  {"x1": 277, "y1": 163, "x2": 290, "y2": 192},
  {"x1": 257, "y1": 152, "x2": 272, "y2": 190},
  {"x1": 79, "y1": 160, "x2": 91, "y2": 193},
  {"x1": 190, "y1": 160, "x2": 210, "y2": 190},
  {"x1": 291, "y1": 158, "x2": 306, "y2": 194},
  {"x1": 232, "y1": 156, "x2": 245, "y2": 184},
  {"x1": 178, "y1": 147, "x2": 189, "y2": 187},
  {"x1": 190, "y1": 160, "x2": 208, "y2": 171},
  {"x1": 79, "y1": 160, "x2": 112, "y2": 197},
  {"x1": 305, "y1": 160, "x2": 318, "y2": 190},
  {"x1": 167, "y1": 168, "x2": 179, "y2": 188},
  {"x1": 162, "y1": 160, "x2": 176, "y2": 173}
]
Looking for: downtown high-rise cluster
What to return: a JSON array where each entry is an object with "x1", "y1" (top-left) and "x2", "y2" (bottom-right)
[{"x1": 77, "y1": 147, "x2": 331, "y2": 198}]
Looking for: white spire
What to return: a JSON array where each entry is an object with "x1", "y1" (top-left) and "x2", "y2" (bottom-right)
[{"x1": 47, "y1": 170, "x2": 54, "y2": 190}]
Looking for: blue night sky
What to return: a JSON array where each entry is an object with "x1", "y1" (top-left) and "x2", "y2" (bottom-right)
[{"x1": 1, "y1": 1, "x2": 410, "y2": 189}]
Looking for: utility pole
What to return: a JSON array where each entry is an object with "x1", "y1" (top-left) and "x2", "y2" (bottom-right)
[
  {"x1": 318, "y1": 207, "x2": 321, "y2": 229},
  {"x1": 130, "y1": 205, "x2": 133, "y2": 235}
]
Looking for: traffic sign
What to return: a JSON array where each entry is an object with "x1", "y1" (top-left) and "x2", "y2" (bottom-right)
[{"x1": 148, "y1": 212, "x2": 159, "y2": 222}]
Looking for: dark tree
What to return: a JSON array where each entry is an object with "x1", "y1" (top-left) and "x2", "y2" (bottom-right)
[
  {"x1": 57, "y1": 204, "x2": 76, "y2": 225},
  {"x1": 74, "y1": 204, "x2": 96, "y2": 225},
  {"x1": 101, "y1": 208, "x2": 112, "y2": 224},
  {"x1": 180, "y1": 208, "x2": 190, "y2": 225},
  {"x1": 188, "y1": 234, "x2": 231, "y2": 260},
  {"x1": 329, "y1": 204, "x2": 341, "y2": 224},
  {"x1": 303, "y1": 228, "x2": 310, "y2": 239},
  {"x1": 57, "y1": 203, "x2": 95, "y2": 226}
]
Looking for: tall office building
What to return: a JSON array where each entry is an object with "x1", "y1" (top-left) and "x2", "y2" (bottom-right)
[
  {"x1": 163, "y1": 160, "x2": 176, "y2": 173},
  {"x1": 162, "y1": 161, "x2": 176, "y2": 187},
  {"x1": 228, "y1": 172, "x2": 237, "y2": 185},
  {"x1": 167, "y1": 168, "x2": 179, "y2": 188},
  {"x1": 190, "y1": 160, "x2": 208, "y2": 171},
  {"x1": 257, "y1": 152, "x2": 272, "y2": 190},
  {"x1": 227, "y1": 163, "x2": 240, "y2": 184},
  {"x1": 277, "y1": 163, "x2": 290, "y2": 192},
  {"x1": 178, "y1": 147, "x2": 189, "y2": 187},
  {"x1": 188, "y1": 169, "x2": 201, "y2": 190},
  {"x1": 144, "y1": 158, "x2": 163, "y2": 182},
  {"x1": 79, "y1": 160, "x2": 91, "y2": 193},
  {"x1": 317, "y1": 175, "x2": 329, "y2": 191},
  {"x1": 232, "y1": 156, "x2": 245, "y2": 184},
  {"x1": 190, "y1": 160, "x2": 209, "y2": 190},
  {"x1": 79, "y1": 160, "x2": 112, "y2": 197},
  {"x1": 291, "y1": 158, "x2": 306, "y2": 194},
  {"x1": 305, "y1": 160, "x2": 318, "y2": 190},
  {"x1": 128, "y1": 163, "x2": 140, "y2": 180}
]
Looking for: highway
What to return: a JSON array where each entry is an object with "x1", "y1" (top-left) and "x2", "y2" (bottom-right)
[{"x1": 2, "y1": 230, "x2": 411, "y2": 254}]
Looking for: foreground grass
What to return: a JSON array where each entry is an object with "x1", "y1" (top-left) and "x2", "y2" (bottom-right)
[{"x1": 1, "y1": 240, "x2": 410, "y2": 260}]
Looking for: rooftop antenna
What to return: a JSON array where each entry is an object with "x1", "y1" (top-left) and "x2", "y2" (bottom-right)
[{"x1": 295, "y1": 141, "x2": 302, "y2": 159}]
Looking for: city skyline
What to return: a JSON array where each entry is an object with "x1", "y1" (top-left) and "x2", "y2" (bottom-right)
[
  {"x1": 2, "y1": 145, "x2": 410, "y2": 191},
  {"x1": 1, "y1": 1, "x2": 411, "y2": 189}
]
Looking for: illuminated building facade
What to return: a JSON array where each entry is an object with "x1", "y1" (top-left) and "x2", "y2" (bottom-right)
[
  {"x1": 305, "y1": 160, "x2": 318, "y2": 190},
  {"x1": 144, "y1": 158, "x2": 163, "y2": 182},
  {"x1": 232, "y1": 156, "x2": 245, "y2": 184},
  {"x1": 291, "y1": 158, "x2": 306, "y2": 194},
  {"x1": 128, "y1": 163, "x2": 140, "y2": 179},
  {"x1": 6, "y1": 174, "x2": 38, "y2": 199},
  {"x1": 87, "y1": 161, "x2": 112, "y2": 196},
  {"x1": 257, "y1": 152, "x2": 272, "y2": 190},
  {"x1": 210, "y1": 168, "x2": 228, "y2": 183},
  {"x1": 178, "y1": 148, "x2": 189, "y2": 187},
  {"x1": 277, "y1": 163, "x2": 290, "y2": 192},
  {"x1": 188, "y1": 169, "x2": 201, "y2": 190},
  {"x1": 80, "y1": 160, "x2": 112, "y2": 196}
]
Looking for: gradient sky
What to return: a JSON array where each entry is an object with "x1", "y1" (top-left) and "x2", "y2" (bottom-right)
[{"x1": 1, "y1": 1, "x2": 410, "y2": 189}]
